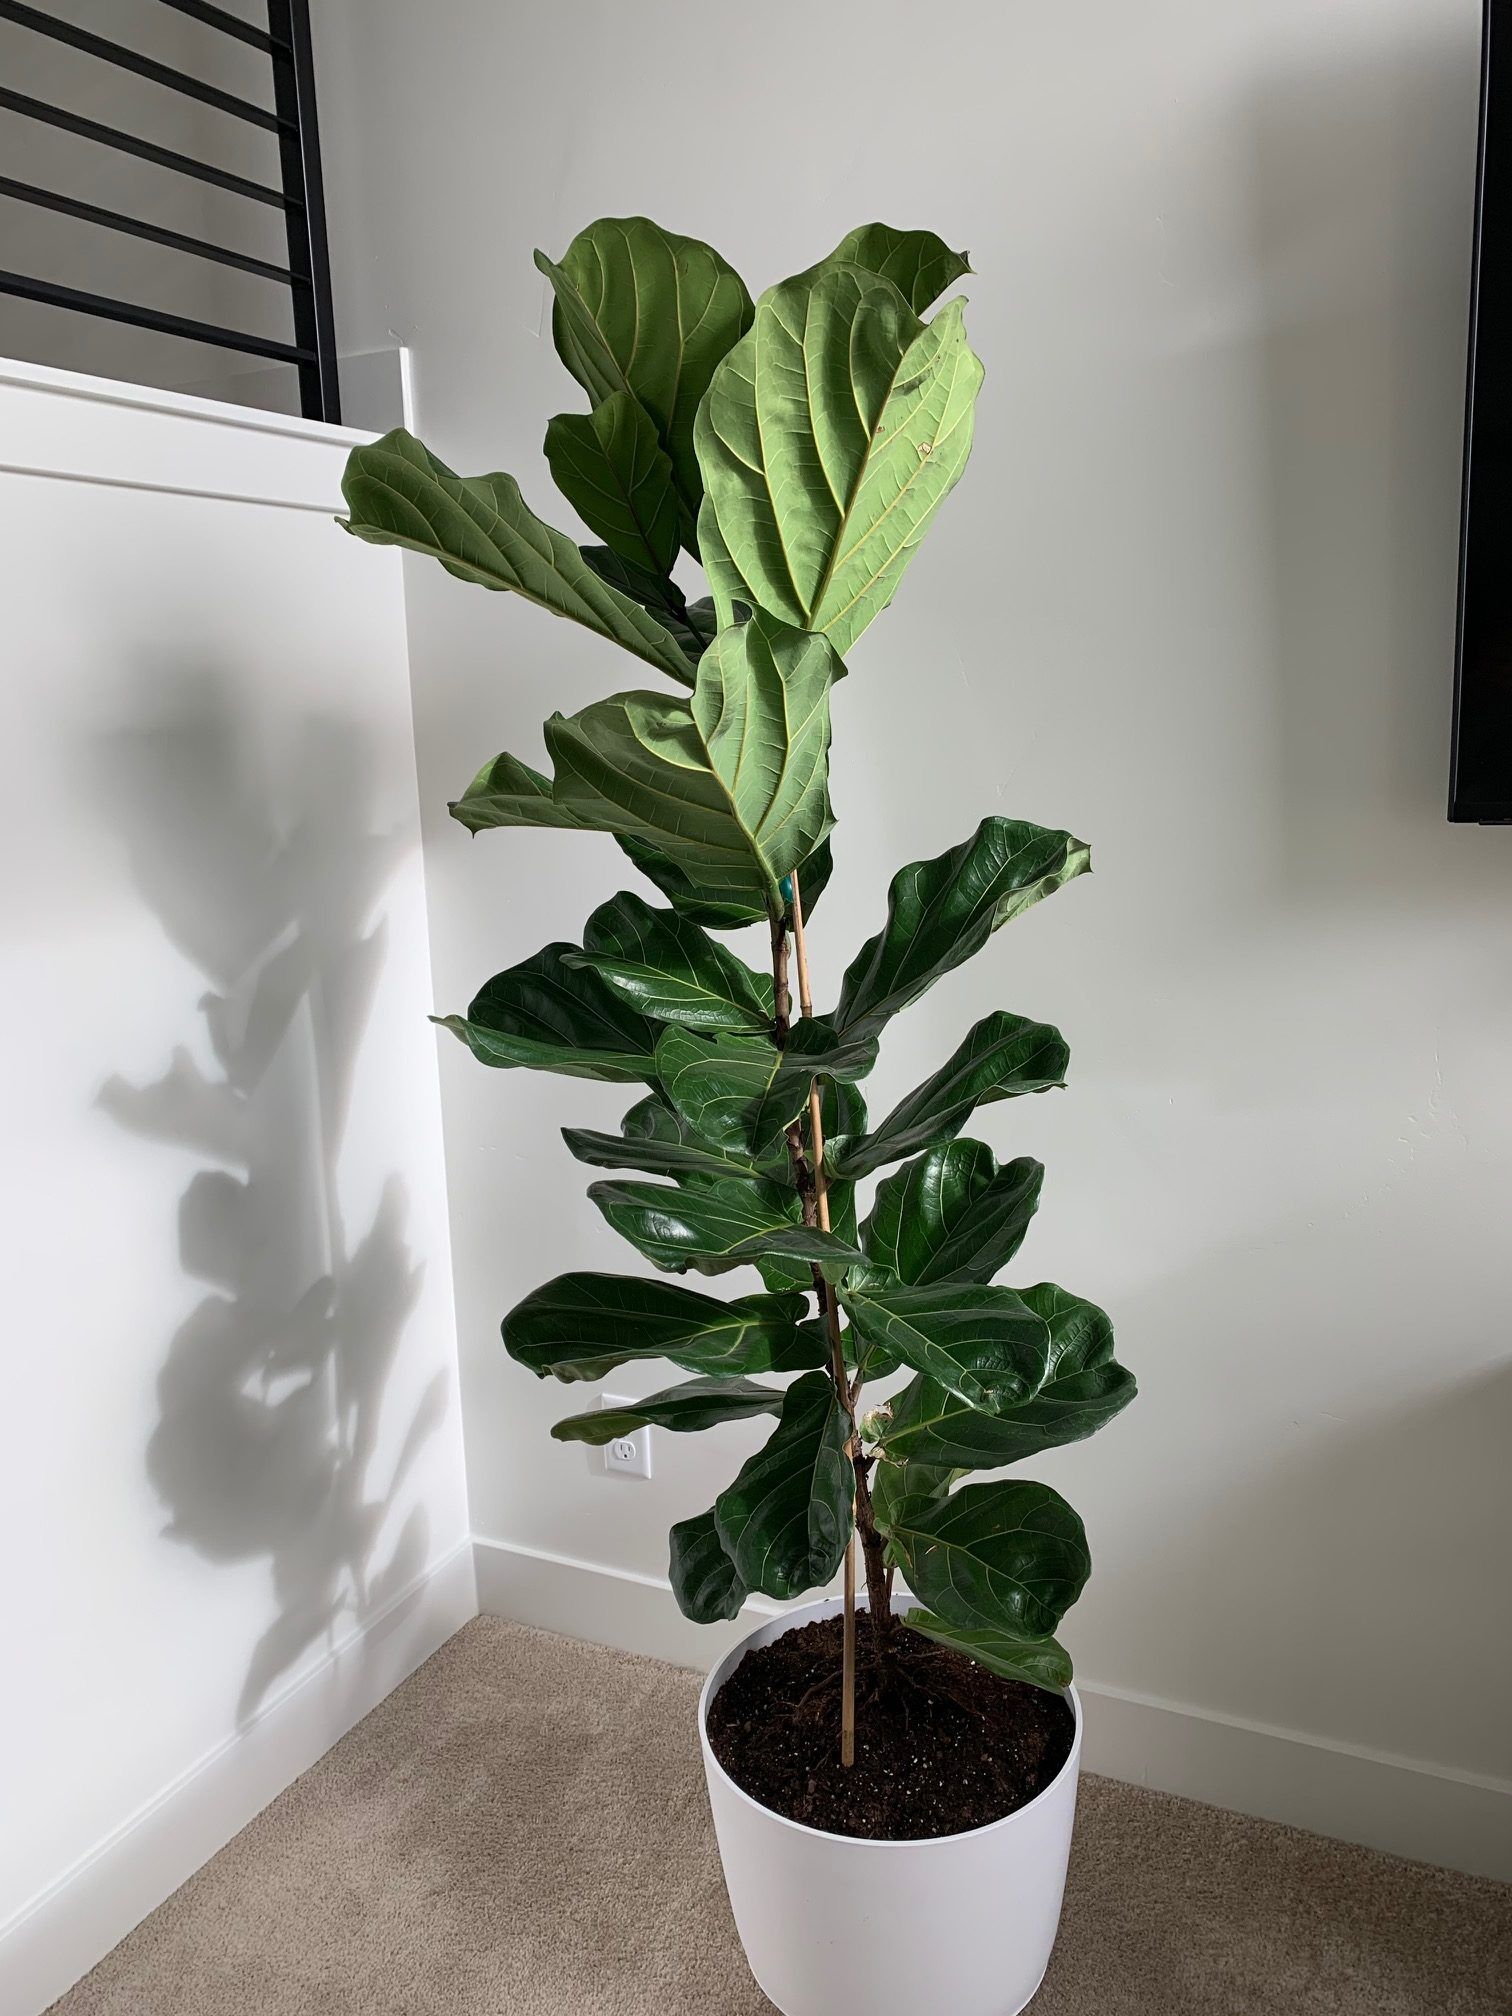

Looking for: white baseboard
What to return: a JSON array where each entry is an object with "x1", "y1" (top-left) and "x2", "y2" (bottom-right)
[
  {"x1": 6, "y1": 1539, "x2": 478, "y2": 2016},
  {"x1": 473, "y1": 1534, "x2": 1512, "y2": 1884}
]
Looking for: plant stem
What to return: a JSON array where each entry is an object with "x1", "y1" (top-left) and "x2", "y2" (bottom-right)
[
  {"x1": 852, "y1": 1453, "x2": 893, "y2": 1654},
  {"x1": 787, "y1": 870, "x2": 859, "y2": 1765}
]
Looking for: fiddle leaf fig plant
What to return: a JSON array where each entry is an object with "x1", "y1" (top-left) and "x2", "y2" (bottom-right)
[{"x1": 339, "y1": 214, "x2": 1136, "y2": 1764}]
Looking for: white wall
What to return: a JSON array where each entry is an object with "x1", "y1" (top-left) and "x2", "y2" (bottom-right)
[
  {"x1": 313, "y1": 0, "x2": 1512, "y2": 1873},
  {"x1": 0, "y1": 361, "x2": 473, "y2": 2013}
]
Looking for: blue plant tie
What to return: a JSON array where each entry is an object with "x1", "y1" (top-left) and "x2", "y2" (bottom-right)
[{"x1": 779, "y1": 875, "x2": 794, "y2": 905}]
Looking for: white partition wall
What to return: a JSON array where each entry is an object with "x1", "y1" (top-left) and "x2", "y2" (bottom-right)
[{"x1": 0, "y1": 362, "x2": 473, "y2": 2014}]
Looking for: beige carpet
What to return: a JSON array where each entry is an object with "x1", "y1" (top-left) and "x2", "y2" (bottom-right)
[{"x1": 50, "y1": 1617, "x2": 1512, "y2": 2015}]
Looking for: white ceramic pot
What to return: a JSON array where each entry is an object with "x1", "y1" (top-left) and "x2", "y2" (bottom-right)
[{"x1": 699, "y1": 1594, "x2": 1082, "y2": 2016}]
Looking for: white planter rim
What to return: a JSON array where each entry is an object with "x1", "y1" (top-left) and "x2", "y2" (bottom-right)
[{"x1": 698, "y1": 1596, "x2": 1084, "y2": 1851}]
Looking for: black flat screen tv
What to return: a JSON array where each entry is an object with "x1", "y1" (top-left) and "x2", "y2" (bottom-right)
[{"x1": 1452, "y1": 0, "x2": 1512, "y2": 820}]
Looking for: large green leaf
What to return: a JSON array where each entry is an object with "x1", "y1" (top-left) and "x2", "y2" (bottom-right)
[
  {"x1": 755, "y1": 1075, "x2": 869, "y2": 1295},
  {"x1": 714, "y1": 1371, "x2": 853, "y2": 1599},
  {"x1": 696, "y1": 263, "x2": 983, "y2": 658},
  {"x1": 551, "y1": 1376, "x2": 784, "y2": 1443},
  {"x1": 835, "y1": 819, "x2": 1092, "y2": 1039},
  {"x1": 568, "y1": 892, "x2": 773, "y2": 1033},
  {"x1": 840, "y1": 1281, "x2": 1051, "y2": 1412},
  {"x1": 814, "y1": 223, "x2": 972, "y2": 313},
  {"x1": 581, "y1": 548, "x2": 714, "y2": 666},
  {"x1": 339, "y1": 428, "x2": 692, "y2": 685},
  {"x1": 884, "y1": 1478, "x2": 1090, "y2": 1644},
  {"x1": 544, "y1": 393, "x2": 681, "y2": 575},
  {"x1": 903, "y1": 1613, "x2": 1072, "y2": 1693},
  {"x1": 856, "y1": 1141, "x2": 1043, "y2": 1288},
  {"x1": 877, "y1": 1284, "x2": 1135, "y2": 1469},
  {"x1": 652, "y1": 1021, "x2": 878, "y2": 1179},
  {"x1": 536, "y1": 217, "x2": 754, "y2": 536},
  {"x1": 564, "y1": 1091, "x2": 779, "y2": 1184},
  {"x1": 436, "y1": 943, "x2": 659, "y2": 1082},
  {"x1": 828, "y1": 1011, "x2": 1068, "y2": 1180},
  {"x1": 868, "y1": 1455, "x2": 960, "y2": 1535},
  {"x1": 503, "y1": 1272, "x2": 827, "y2": 1382},
  {"x1": 546, "y1": 611, "x2": 838, "y2": 906},
  {"x1": 669, "y1": 1508, "x2": 747, "y2": 1622},
  {"x1": 589, "y1": 1176, "x2": 862, "y2": 1277},
  {"x1": 450, "y1": 753, "x2": 602, "y2": 835},
  {"x1": 619, "y1": 832, "x2": 833, "y2": 931}
]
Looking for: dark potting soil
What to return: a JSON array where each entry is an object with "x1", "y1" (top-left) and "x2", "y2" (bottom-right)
[{"x1": 705, "y1": 1615, "x2": 1075, "y2": 1841}]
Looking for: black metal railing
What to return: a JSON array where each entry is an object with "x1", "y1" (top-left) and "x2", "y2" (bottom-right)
[{"x1": 0, "y1": 0, "x2": 339, "y2": 421}]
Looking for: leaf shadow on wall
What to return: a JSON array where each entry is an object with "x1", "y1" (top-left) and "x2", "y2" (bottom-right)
[{"x1": 94, "y1": 672, "x2": 449, "y2": 1728}]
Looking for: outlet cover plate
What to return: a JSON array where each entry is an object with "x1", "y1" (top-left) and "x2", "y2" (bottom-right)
[{"x1": 599, "y1": 1395, "x2": 652, "y2": 1479}]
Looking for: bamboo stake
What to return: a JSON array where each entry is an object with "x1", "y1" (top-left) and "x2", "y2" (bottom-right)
[{"x1": 789, "y1": 868, "x2": 857, "y2": 1770}]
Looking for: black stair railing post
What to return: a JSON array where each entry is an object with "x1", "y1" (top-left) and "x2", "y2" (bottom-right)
[{"x1": 266, "y1": 0, "x2": 340, "y2": 423}]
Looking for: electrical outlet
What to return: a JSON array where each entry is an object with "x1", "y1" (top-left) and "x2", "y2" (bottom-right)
[{"x1": 599, "y1": 1395, "x2": 652, "y2": 1480}]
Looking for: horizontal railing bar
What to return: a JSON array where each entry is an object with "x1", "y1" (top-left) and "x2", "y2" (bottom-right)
[
  {"x1": 0, "y1": 177, "x2": 305, "y2": 286},
  {"x1": 154, "y1": 0, "x2": 284, "y2": 56},
  {"x1": 0, "y1": 88, "x2": 298, "y2": 209},
  {"x1": 0, "y1": 270, "x2": 314, "y2": 363},
  {"x1": 0, "y1": 3, "x2": 286, "y2": 132}
]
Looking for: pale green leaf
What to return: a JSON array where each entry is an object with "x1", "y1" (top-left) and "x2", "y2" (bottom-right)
[
  {"x1": 537, "y1": 217, "x2": 754, "y2": 536},
  {"x1": 696, "y1": 264, "x2": 983, "y2": 657},
  {"x1": 339, "y1": 427, "x2": 692, "y2": 684},
  {"x1": 814, "y1": 223, "x2": 972, "y2": 313},
  {"x1": 545, "y1": 393, "x2": 682, "y2": 575}
]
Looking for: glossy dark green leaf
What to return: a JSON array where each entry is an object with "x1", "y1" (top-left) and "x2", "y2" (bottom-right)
[
  {"x1": 828, "y1": 1011, "x2": 1068, "y2": 1180},
  {"x1": 884, "y1": 1477, "x2": 1090, "y2": 1644},
  {"x1": 543, "y1": 610, "x2": 839, "y2": 907},
  {"x1": 654, "y1": 1027, "x2": 789, "y2": 1165},
  {"x1": 835, "y1": 819, "x2": 1091, "y2": 1039},
  {"x1": 868, "y1": 1455, "x2": 960, "y2": 1535},
  {"x1": 815, "y1": 223, "x2": 972, "y2": 314},
  {"x1": 696, "y1": 264, "x2": 983, "y2": 658},
  {"x1": 877, "y1": 1284, "x2": 1135, "y2": 1469},
  {"x1": 563, "y1": 1091, "x2": 777, "y2": 1184},
  {"x1": 339, "y1": 428, "x2": 693, "y2": 685},
  {"x1": 588, "y1": 1176, "x2": 862, "y2": 1277},
  {"x1": 755, "y1": 1076, "x2": 869, "y2": 1294},
  {"x1": 619, "y1": 832, "x2": 833, "y2": 931},
  {"x1": 903, "y1": 1613, "x2": 1071, "y2": 1693},
  {"x1": 581, "y1": 548, "x2": 714, "y2": 667},
  {"x1": 544, "y1": 392, "x2": 681, "y2": 575},
  {"x1": 840, "y1": 1280, "x2": 1050, "y2": 1411},
  {"x1": 669, "y1": 1508, "x2": 747, "y2": 1622},
  {"x1": 551, "y1": 1376, "x2": 784, "y2": 1443},
  {"x1": 568, "y1": 892, "x2": 773, "y2": 1032},
  {"x1": 856, "y1": 1141, "x2": 1043, "y2": 1288},
  {"x1": 536, "y1": 217, "x2": 754, "y2": 536},
  {"x1": 436, "y1": 943, "x2": 659, "y2": 1082},
  {"x1": 714, "y1": 1371, "x2": 854, "y2": 1599},
  {"x1": 503, "y1": 1271, "x2": 827, "y2": 1382}
]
